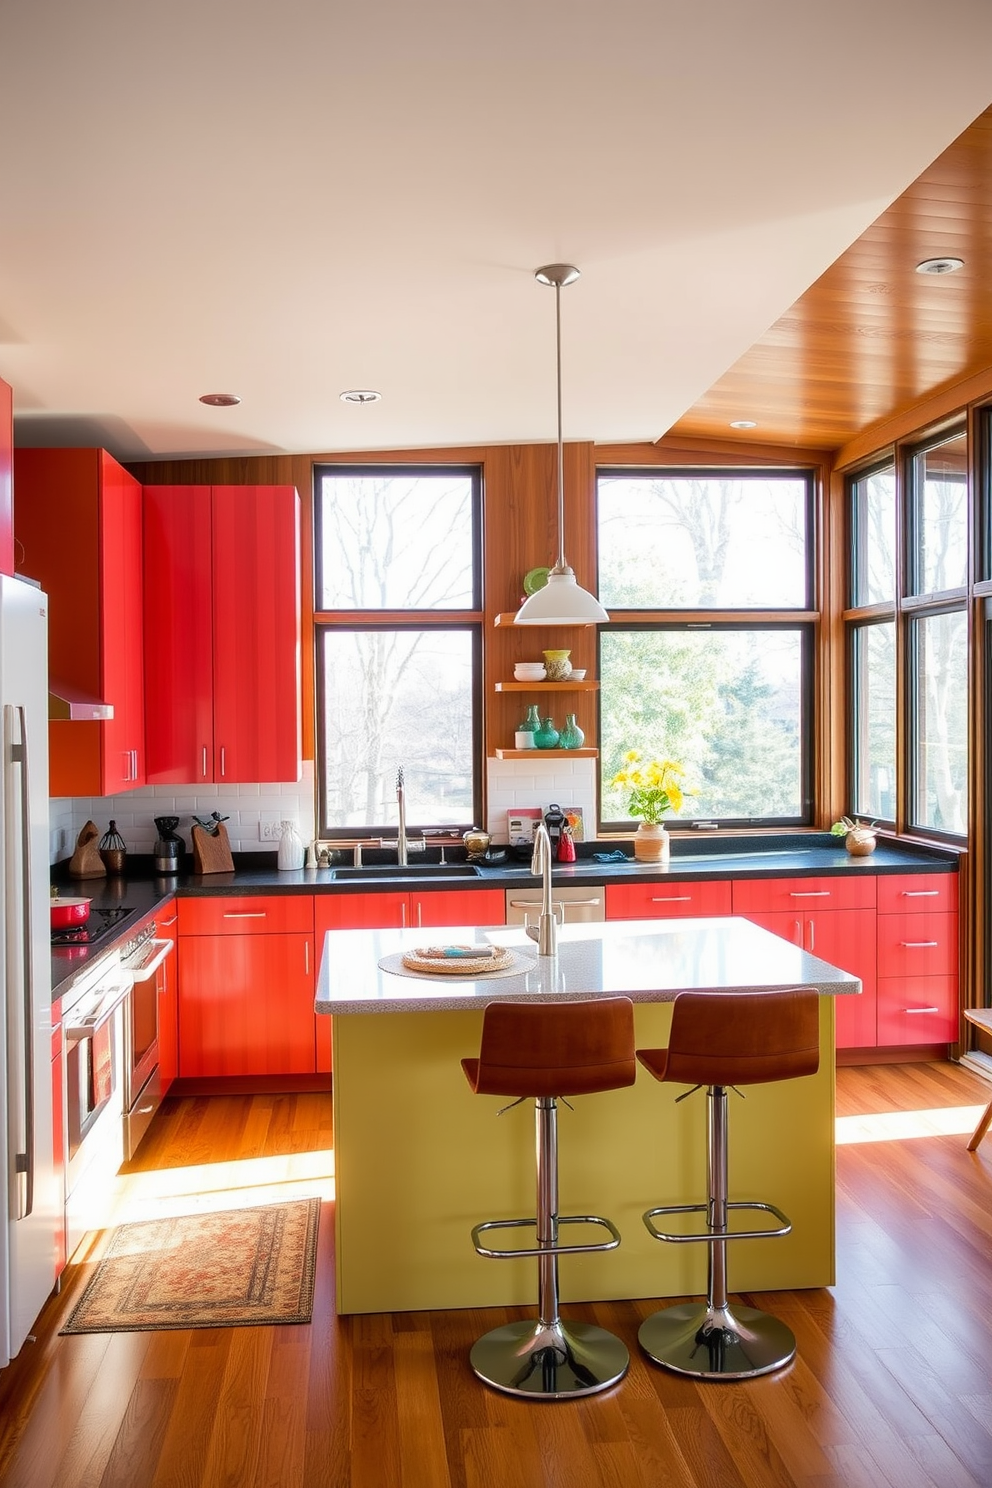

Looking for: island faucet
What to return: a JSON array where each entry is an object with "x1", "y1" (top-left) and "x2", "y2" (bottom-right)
[
  {"x1": 526, "y1": 822, "x2": 558, "y2": 958},
  {"x1": 396, "y1": 766, "x2": 408, "y2": 867}
]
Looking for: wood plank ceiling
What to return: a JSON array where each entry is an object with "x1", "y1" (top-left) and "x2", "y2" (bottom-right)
[{"x1": 669, "y1": 106, "x2": 992, "y2": 453}]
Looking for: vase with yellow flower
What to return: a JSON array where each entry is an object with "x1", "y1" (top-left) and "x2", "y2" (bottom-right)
[{"x1": 611, "y1": 752, "x2": 686, "y2": 863}]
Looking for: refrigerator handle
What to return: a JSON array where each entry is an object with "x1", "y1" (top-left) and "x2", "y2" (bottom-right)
[{"x1": 5, "y1": 704, "x2": 35, "y2": 1219}]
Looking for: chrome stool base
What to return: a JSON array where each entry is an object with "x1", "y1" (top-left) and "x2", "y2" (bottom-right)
[
  {"x1": 470, "y1": 1318, "x2": 629, "y2": 1399},
  {"x1": 638, "y1": 1302, "x2": 796, "y2": 1380}
]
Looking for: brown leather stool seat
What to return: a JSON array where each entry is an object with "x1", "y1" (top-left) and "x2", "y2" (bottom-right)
[
  {"x1": 637, "y1": 988, "x2": 819, "y2": 1380},
  {"x1": 462, "y1": 997, "x2": 636, "y2": 1399}
]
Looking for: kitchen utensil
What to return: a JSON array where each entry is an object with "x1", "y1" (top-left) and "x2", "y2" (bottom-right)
[
  {"x1": 98, "y1": 820, "x2": 127, "y2": 875},
  {"x1": 463, "y1": 828, "x2": 491, "y2": 860},
  {"x1": 154, "y1": 816, "x2": 185, "y2": 874},
  {"x1": 50, "y1": 895, "x2": 92, "y2": 929},
  {"x1": 556, "y1": 823, "x2": 576, "y2": 862}
]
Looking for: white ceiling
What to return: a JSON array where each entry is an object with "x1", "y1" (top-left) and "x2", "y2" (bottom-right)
[{"x1": 3, "y1": 0, "x2": 992, "y2": 463}]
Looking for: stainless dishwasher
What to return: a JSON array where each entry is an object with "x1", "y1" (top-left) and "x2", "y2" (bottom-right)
[{"x1": 504, "y1": 884, "x2": 606, "y2": 924}]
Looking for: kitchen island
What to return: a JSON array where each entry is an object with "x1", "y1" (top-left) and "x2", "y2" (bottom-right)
[{"x1": 316, "y1": 917, "x2": 859, "y2": 1314}]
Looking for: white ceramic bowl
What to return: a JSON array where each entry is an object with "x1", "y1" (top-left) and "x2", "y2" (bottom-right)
[
  {"x1": 569, "y1": 668, "x2": 586, "y2": 681},
  {"x1": 514, "y1": 663, "x2": 547, "y2": 680}
]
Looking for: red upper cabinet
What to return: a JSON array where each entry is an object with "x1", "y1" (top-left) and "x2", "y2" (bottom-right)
[
  {"x1": 0, "y1": 376, "x2": 12, "y2": 576},
  {"x1": 143, "y1": 484, "x2": 301, "y2": 784},
  {"x1": 14, "y1": 448, "x2": 145, "y2": 796}
]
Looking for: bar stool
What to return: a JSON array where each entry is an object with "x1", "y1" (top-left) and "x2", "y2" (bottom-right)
[
  {"x1": 964, "y1": 1008, "x2": 992, "y2": 1150},
  {"x1": 636, "y1": 988, "x2": 820, "y2": 1380},
  {"x1": 462, "y1": 997, "x2": 636, "y2": 1399}
]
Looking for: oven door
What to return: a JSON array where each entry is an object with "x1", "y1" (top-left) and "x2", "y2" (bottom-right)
[
  {"x1": 123, "y1": 938, "x2": 174, "y2": 1159},
  {"x1": 63, "y1": 970, "x2": 128, "y2": 1255}
]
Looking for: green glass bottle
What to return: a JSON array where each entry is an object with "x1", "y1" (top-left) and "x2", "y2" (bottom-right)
[
  {"x1": 533, "y1": 715, "x2": 560, "y2": 749},
  {"x1": 519, "y1": 704, "x2": 542, "y2": 735},
  {"x1": 559, "y1": 713, "x2": 585, "y2": 749}
]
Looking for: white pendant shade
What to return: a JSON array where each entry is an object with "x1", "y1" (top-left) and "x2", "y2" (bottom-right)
[
  {"x1": 513, "y1": 262, "x2": 608, "y2": 628},
  {"x1": 514, "y1": 570, "x2": 609, "y2": 624}
]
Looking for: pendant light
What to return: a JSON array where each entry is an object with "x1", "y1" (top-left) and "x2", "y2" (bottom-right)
[{"x1": 514, "y1": 264, "x2": 609, "y2": 625}]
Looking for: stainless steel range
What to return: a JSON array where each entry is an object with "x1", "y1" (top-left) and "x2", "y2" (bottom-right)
[
  {"x1": 119, "y1": 921, "x2": 174, "y2": 1160},
  {"x1": 51, "y1": 905, "x2": 135, "y2": 949}
]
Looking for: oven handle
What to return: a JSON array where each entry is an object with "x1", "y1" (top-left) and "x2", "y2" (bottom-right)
[
  {"x1": 124, "y1": 938, "x2": 175, "y2": 981},
  {"x1": 65, "y1": 980, "x2": 130, "y2": 1041}
]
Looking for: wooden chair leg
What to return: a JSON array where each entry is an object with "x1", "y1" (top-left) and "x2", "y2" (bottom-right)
[{"x1": 967, "y1": 1097, "x2": 992, "y2": 1152}]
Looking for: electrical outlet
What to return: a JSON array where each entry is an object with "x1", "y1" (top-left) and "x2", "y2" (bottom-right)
[{"x1": 259, "y1": 821, "x2": 283, "y2": 841}]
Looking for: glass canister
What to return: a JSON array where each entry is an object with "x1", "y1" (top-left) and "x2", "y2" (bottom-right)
[
  {"x1": 559, "y1": 713, "x2": 585, "y2": 749},
  {"x1": 533, "y1": 716, "x2": 560, "y2": 749}
]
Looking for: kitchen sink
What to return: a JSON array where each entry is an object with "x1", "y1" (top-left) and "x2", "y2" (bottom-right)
[{"x1": 330, "y1": 863, "x2": 482, "y2": 880}]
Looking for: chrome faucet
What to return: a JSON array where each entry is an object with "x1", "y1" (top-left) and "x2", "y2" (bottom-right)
[
  {"x1": 526, "y1": 822, "x2": 558, "y2": 958},
  {"x1": 396, "y1": 767, "x2": 408, "y2": 867}
]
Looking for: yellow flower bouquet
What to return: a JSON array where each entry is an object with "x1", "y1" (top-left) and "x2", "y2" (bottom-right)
[{"x1": 611, "y1": 751, "x2": 685, "y2": 823}]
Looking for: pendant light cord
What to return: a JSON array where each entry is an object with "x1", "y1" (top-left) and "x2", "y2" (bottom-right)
[{"x1": 553, "y1": 276, "x2": 568, "y2": 575}]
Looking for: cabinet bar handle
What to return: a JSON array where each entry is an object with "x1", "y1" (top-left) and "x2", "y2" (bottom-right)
[
  {"x1": 904, "y1": 1006, "x2": 941, "y2": 1015},
  {"x1": 508, "y1": 897, "x2": 602, "y2": 909},
  {"x1": 899, "y1": 940, "x2": 939, "y2": 948},
  {"x1": 416, "y1": 903, "x2": 422, "y2": 927},
  {"x1": 401, "y1": 903, "x2": 407, "y2": 927},
  {"x1": 202, "y1": 746, "x2": 208, "y2": 777},
  {"x1": 808, "y1": 920, "x2": 815, "y2": 951},
  {"x1": 220, "y1": 746, "x2": 226, "y2": 777},
  {"x1": 223, "y1": 911, "x2": 267, "y2": 919},
  {"x1": 789, "y1": 891, "x2": 830, "y2": 898},
  {"x1": 158, "y1": 915, "x2": 178, "y2": 927},
  {"x1": 650, "y1": 895, "x2": 692, "y2": 903},
  {"x1": 901, "y1": 890, "x2": 939, "y2": 897},
  {"x1": 305, "y1": 942, "x2": 310, "y2": 975}
]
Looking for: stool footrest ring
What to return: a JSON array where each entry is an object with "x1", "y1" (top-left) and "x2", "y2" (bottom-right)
[
  {"x1": 643, "y1": 1199, "x2": 791, "y2": 1246},
  {"x1": 472, "y1": 1213, "x2": 621, "y2": 1260}
]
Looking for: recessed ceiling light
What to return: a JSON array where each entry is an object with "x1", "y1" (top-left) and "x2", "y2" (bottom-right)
[
  {"x1": 916, "y1": 257, "x2": 964, "y2": 275},
  {"x1": 199, "y1": 392, "x2": 241, "y2": 407},
  {"x1": 340, "y1": 389, "x2": 381, "y2": 404},
  {"x1": 730, "y1": 419, "x2": 757, "y2": 429}
]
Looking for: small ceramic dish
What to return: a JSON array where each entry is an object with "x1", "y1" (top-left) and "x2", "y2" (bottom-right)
[
  {"x1": 569, "y1": 668, "x2": 586, "y2": 681},
  {"x1": 514, "y1": 663, "x2": 547, "y2": 680}
]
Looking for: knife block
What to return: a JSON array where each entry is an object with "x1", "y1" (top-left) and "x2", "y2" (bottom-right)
[
  {"x1": 191, "y1": 823, "x2": 235, "y2": 874},
  {"x1": 68, "y1": 820, "x2": 106, "y2": 879}
]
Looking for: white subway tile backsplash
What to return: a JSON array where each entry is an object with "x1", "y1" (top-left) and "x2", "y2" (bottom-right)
[{"x1": 52, "y1": 762, "x2": 316, "y2": 862}]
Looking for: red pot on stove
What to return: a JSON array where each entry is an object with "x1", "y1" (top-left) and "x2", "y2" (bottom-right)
[{"x1": 50, "y1": 897, "x2": 92, "y2": 929}]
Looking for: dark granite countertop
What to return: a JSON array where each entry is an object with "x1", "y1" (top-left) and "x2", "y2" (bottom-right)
[{"x1": 49, "y1": 831, "x2": 958, "y2": 1002}]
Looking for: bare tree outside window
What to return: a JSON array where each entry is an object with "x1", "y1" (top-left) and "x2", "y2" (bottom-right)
[{"x1": 314, "y1": 468, "x2": 480, "y2": 835}]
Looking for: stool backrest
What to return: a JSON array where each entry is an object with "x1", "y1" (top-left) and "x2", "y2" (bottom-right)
[
  {"x1": 662, "y1": 989, "x2": 820, "y2": 1088},
  {"x1": 468, "y1": 997, "x2": 637, "y2": 1097}
]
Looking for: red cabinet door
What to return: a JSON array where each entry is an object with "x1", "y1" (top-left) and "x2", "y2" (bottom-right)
[
  {"x1": 876, "y1": 976, "x2": 957, "y2": 1045},
  {"x1": 99, "y1": 453, "x2": 145, "y2": 792},
  {"x1": 178, "y1": 931, "x2": 316, "y2": 1077},
  {"x1": 15, "y1": 447, "x2": 145, "y2": 795},
  {"x1": 143, "y1": 485, "x2": 214, "y2": 784},
  {"x1": 740, "y1": 907, "x2": 878, "y2": 1049},
  {"x1": 876, "y1": 911, "x2": 957, "y2": 979},
  {"x1": 413, "y1": 888, "x2": 505, "y2": 928},
  {"x1": 211, "y1": 486, "x2": 301, "y2": 784},
  {"x1": 315, "y1": 892, "x2": 409, "y2": 931},
  {"x1": 606, "y1": 880, "x2": 733, "y2": 920}
]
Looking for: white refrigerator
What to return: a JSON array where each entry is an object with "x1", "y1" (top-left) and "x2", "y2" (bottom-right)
[{"x1": 1, "y1": 572, "x2": 58, "y2": 1369}]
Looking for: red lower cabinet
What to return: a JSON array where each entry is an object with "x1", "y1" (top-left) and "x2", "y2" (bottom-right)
[
  {"x1": 177, "y1": 896, "x2": 317, "y2": 1078},
  {"x1": 605, "y1": 880, "x2": 732, "y2": 919},
  {"x1": 315, "y1": 888, "x2": 506, "y2": 933},
  {"x1": 156, "y1": 903, "x2": 179, "y2": 1091}
]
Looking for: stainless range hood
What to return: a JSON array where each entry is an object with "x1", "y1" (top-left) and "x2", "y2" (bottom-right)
[{"x1": 48, "y1": 679, "x2": 114, "y2": 721}]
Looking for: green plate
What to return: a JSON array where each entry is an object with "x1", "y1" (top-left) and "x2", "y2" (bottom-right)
[{"x1": 523, "y1": 566, "x2": 550, "y2": 596}]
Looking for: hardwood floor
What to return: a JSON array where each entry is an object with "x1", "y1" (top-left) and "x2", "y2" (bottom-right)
[{"x1": 3, "y1": 1065, "x2": 992, "y2": 1488}]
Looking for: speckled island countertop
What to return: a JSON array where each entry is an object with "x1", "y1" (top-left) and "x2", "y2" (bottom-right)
[{"x1": 315, "y1": 917, "x2": 862, "y2": 1016}]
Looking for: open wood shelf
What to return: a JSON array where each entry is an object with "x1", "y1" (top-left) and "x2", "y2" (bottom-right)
[
  {"x1": 494, "y1": 680, "x2": 599, "y2": 692},
  {"x1": 494, "y1": 613, "x2": 600, "y2": 628},
  {"x1": 492, "y1": 747, "x2": 599, "y2": 759}
]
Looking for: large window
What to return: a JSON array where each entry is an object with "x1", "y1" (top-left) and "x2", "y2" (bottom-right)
[
  {"x1": 846, "y1": 428, "x2": 968, "y2": 840},
  {"x1": 313, "y1": 466, "x2": 482, "y2": 837},
  {"x1": 597, "y1": 469, "x2": 815, "y2": 828}
]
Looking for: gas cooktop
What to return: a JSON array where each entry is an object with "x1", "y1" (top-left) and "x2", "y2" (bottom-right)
[{"x1": 50, "y1": 905, "x2": 135, "y2": 948}]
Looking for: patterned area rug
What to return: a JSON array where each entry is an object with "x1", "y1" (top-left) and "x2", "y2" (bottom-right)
[{"x1": 61, "y1": 1197, "x2": 320, "y2": 1334}]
